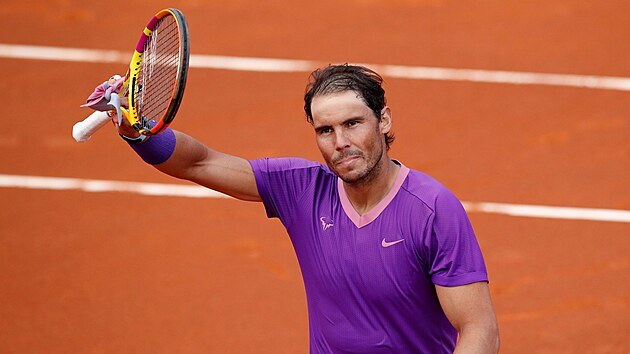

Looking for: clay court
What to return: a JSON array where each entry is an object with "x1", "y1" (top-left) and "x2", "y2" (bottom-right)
[{"x1": 1, "y1": 0, "x2": 629, "y2": 352}]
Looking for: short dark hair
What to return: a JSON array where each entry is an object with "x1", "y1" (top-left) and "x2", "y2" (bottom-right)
[{"x1": 304, "y1": 64, "x2": 395, "y2": 150}]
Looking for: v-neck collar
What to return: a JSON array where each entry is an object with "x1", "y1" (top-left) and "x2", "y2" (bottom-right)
[{"x1": 337, "y1": 162, "x2": 410, "y2": 228}]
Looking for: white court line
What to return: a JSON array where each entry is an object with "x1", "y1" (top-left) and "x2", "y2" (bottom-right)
[
  {"x1": 1, "y1": 174, "x2": 629, "y2": 223},
  {"x1": 2, "y1": 43, "x2": 630, "y2": 91},
  {"x1": 461, "y1": 202, "x2": 630, "y2": 224},
  {"x1": 0, "y1": 174, "x2": 229, "y2": 199}
]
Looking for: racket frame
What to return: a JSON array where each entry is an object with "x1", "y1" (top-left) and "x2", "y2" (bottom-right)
[{"x1": 125, "y1": 8, "x2": 190, "y2": 136}]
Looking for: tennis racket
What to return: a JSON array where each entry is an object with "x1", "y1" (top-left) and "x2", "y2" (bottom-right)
[{"x1": 72, "y1": 8, "x2": 190, "y2": 142}]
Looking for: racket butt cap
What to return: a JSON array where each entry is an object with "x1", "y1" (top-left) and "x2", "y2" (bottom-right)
[{"x1": 72, "y1": 122, "x2": 91, "y2": 142}]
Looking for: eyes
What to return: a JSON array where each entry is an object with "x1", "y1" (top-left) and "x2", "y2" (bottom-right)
[
  {"x1": 318, "y1": 127, "x2": 333, "y2": 135},
  {"x1": 316, "y1": 119, "x2": 361, "y2": 136}
]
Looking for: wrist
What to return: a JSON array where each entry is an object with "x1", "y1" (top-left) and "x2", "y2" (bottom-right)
[
  {"x1": 117, "y1": 126, "x2": 141, "y2": 138},
  {"x1": 127, "y1": 128, "x2": 176, "y2": 165},
  {"x1": 120, "y1": 133, "x2": 149, "y2": 144}
]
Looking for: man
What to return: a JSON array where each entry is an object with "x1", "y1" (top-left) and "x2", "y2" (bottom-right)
[{"x1": 116, "y1": 64, "x2": 500, "y2": 353}]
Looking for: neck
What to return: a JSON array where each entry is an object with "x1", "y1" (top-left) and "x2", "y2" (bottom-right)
[{"x1": 342, "y1": 158, "x2": 400, "y2": 216}]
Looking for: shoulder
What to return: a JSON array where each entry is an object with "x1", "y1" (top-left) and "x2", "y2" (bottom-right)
[
  {"x1": 249, "y1": 157, "x2": 337, "y2": 188},
  {"x1": 248, "y1": 157, "x2": 335, "y2": 220},
  {"x1": 400, "y1": 168, "x2": 465, "y2": 215},
  {"x1": 249, "y1": 157, "x2": 332, "y2": 175}
]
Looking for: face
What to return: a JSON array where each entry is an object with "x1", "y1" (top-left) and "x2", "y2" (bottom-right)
[{"x1": 310, "y1": 91, "x2": 392, "y2": 185}]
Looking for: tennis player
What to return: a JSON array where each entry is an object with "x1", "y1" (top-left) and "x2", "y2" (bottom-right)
[{"x1": 115, "y1": 64, "x2": 500, "y2": 353}]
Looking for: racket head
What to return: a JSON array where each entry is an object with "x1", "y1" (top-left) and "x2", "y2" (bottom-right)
[{"x1": 126, "y1": 8, "x2": 190, "y2": 136}]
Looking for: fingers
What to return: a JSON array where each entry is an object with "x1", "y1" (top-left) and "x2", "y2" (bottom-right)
[
  {"x1": 116, "y1": 110, "x2": 141, "y2": 138},
  {"x1": 107, "y1": 110, "x2": 118, "y2": 126}
]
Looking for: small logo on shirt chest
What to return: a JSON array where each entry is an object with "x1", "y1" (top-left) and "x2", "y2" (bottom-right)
[
  {"x1": 381, "y1": 238, "x2": 405, "y2": 248},
  {"x1": 320, "y1": 217, "x2": 334, "y2": 231}
]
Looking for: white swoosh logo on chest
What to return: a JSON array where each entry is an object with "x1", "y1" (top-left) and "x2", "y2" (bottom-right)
[{"x1": 381, "y1": 238, "x2": 405, "y2": 248}]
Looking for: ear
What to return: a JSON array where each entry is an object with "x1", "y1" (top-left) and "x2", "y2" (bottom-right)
[{"x1": 379, "y1": 106, "x2": 392, "y2": 134}]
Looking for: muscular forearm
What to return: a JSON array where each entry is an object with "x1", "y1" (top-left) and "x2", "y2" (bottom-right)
[
  {"x1": 118, "y1": 117, "x2": 260, "y2": 201},
  {"x1": 151, "y1": 130, "x2": 260, "y2": 201},
  {"x1": 154, "y1": 130, "x2": 210, "y2": 180}
]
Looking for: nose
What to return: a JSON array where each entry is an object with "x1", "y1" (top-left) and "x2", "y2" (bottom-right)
[{"x1": 334, "y1": 130, "x2": 351, "y2": 151}]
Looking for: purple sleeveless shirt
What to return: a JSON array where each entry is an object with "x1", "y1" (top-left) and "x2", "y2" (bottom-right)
[{"x1": 250, "y1": 158, "x2": 488, "y2": 353}]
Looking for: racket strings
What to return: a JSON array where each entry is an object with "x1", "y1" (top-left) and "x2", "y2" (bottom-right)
[{"x1": 137, "y1": 15, "x2": 181, "y2": 123}]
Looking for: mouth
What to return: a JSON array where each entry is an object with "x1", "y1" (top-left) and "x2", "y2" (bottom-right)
[{"x1": 334, "y1": 155, "x2": 360, "y2": 167}]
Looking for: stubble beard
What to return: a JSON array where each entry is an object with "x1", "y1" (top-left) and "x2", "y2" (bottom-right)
[{"x1": 332, "y1": 137, "x2": 385, "y2": 187}]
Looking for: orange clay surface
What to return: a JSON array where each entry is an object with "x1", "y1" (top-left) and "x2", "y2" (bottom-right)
[{"x1": 0, "y1": 1, "x2": 629, "y2": 353}]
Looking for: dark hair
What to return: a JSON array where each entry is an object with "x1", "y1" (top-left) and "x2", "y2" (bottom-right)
[{"x1": 304, "y1": 64, "x2": 395, "y2": 149}]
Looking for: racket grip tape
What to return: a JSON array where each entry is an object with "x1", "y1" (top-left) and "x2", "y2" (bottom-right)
[{"x1": 72, "y1": 111, "x2": 111, "y2": 142}]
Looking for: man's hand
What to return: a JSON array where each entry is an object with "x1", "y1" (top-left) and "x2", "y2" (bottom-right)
[{"x1": 110, "y1": 108, "x2": 140, "y2": 138}]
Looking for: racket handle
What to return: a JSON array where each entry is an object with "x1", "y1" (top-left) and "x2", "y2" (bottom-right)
[{"x1": 72, "y1": 111, "x2": 111, "y2": 142}]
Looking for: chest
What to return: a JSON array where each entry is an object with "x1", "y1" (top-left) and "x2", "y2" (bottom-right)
[{"x1": 287, "y1": 203, "x2": 429, "y2": 301}]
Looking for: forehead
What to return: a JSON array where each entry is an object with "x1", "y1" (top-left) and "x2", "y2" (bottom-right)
[{"x1": 310, "y1": 91, "x2": 372, "y2": 124}]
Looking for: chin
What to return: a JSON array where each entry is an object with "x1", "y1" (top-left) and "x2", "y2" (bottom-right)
[
  {"x1": 336, "y1": 167, "x2": 372, "y2": 184},
  {"x1": 326, "y1": 153, "x2": 379, "y2": 185},
  {"x1": 337, "y1": 172, "x2": 359, "y2": 184},
  {"x1": 328, "y1": 165, "x2": 356, "y2": 182},
  {"x1": 338, "y1": 158, "x2": 384, "y2": 185}
]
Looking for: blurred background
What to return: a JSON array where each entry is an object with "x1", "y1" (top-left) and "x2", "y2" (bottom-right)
[{"x1": 0, "y1": 0, "x2": 628, "y2": 352}]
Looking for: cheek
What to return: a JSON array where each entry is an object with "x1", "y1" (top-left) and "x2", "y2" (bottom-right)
[
  {"x1": 355, "y1": 128, "x2": 376, "y2": 150},
  {"x1": 316, "y1": 137, "x2": 341, "y2": 164},
  {"x1": 315, "y1": 137, "x2": 330, "y2": 156}
]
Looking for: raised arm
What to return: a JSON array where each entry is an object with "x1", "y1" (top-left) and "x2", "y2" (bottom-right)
[
  {"x1": 117, "y1": 120, "x2": 261, "y2": 202},
  {"x1": 156, "y1": 130, "x2": 261, "y2": 201}
]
